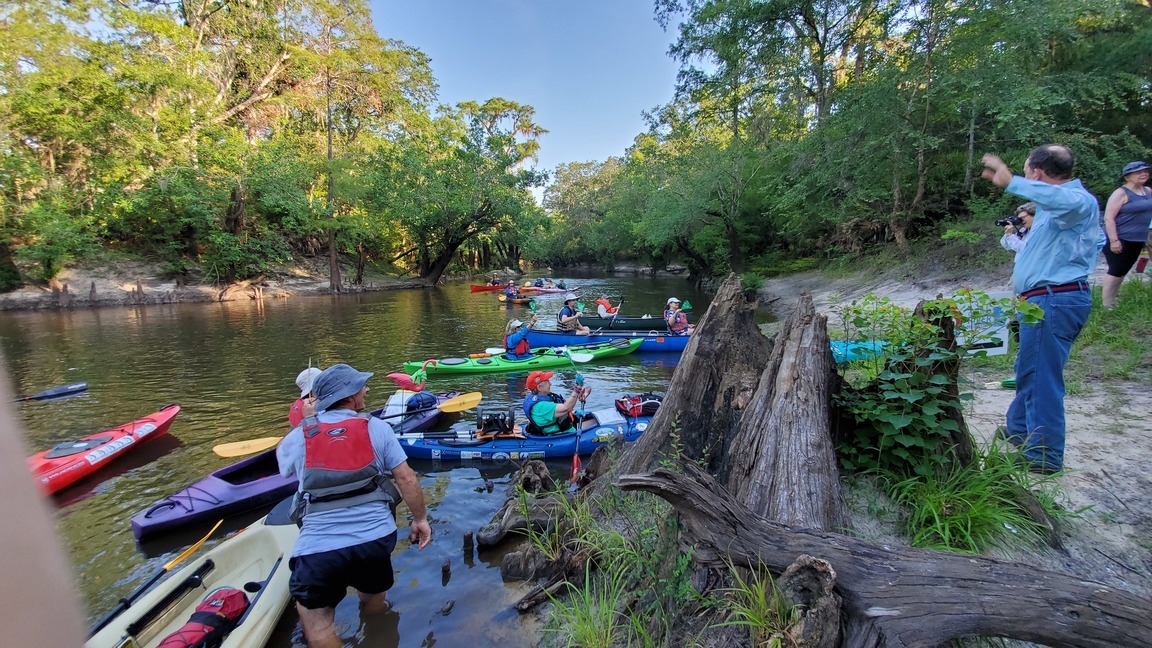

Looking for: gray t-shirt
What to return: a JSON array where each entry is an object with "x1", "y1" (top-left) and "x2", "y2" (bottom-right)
[{"x1": 277, "y1": 409, "x2": 409, "y2": 557}]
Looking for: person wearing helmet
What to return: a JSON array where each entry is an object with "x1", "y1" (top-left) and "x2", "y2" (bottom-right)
[
  {"x1": 665, "y1": 298, "x2": 694, "y2": 335},
  {"x1": 522, "y1": 370, "x2": 591, "y2": 435},
  {"x1": 557, "y1": 293, "x2": 590, "y2": 335},
  {"x1": 504, "y1": 280, "x2": 521, "y2": 299}
]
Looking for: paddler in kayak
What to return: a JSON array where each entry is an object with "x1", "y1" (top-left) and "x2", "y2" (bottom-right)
[
  {"x1": 665, "y1": 297, "x2": 695, "y2": 336},
  {"x1": 277, "y1": 363, "x2": 432, "y2": 648},
  {"x1": 523, "y1": 370, "x2": 592, "y2": 435},
  {"x1": 595, "y1": 296, "x2": 618, "y2": 318},
  {"x1": 504, "y1": 316, "x2": 538, "y2": 360},
  {"x1": 557, "y1": 293, "x2": 591, "y2": 335},
  {"x1": 488, "y1": 273, "x2": 502, "y2": 286},
  {"x1": 504, "y1": 280, "x2": 522, "y2": 299},
  {"x1": 289, "y1": 367, "x2": 322, "y2": 428}
]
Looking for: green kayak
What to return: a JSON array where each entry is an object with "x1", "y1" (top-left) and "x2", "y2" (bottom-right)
[{"x1": 403, "y1": 338, "x2": 642, "y2": 376}]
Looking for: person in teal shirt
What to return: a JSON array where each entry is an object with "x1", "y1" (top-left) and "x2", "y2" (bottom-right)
[{"x1": 522, "y1": 370, "x2": 590, "y2": 435}]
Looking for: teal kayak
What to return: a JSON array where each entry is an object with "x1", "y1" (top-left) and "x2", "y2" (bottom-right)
[{"x1": 403, "y1": 338, "x2": 642, "y2": 376}]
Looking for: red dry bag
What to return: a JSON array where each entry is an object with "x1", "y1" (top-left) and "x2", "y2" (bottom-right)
[{"x1": 156, "y1": 586, "x2": 250, "y2": 648}]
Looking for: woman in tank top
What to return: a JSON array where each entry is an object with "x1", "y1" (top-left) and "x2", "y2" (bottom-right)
[{"x1": 1102, "y1": 161, "x2": 1151, "y2": 308}]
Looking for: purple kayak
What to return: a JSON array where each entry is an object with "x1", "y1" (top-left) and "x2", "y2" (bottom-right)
[{"x1": 131, "y1": 391, "x2": 456, "y2": 540}]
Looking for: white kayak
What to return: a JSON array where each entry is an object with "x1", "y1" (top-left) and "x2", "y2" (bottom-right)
[{"x1": 87, "y1": 502, "x2": 297, "y2": 648}]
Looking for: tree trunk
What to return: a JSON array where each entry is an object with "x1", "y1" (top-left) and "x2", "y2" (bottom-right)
[
  {"x1": 617, "y1": 463, "x2": 1152, "y2": 648},
  {"x1": 615, "y1": 273, "x2": 772, "y2": 477},
  {"x1": 327, "y1": 228, "x2": 342, "y2": 292},
  {"x1": 721, "y1": 294, "x2": 847, "y2": 530}
]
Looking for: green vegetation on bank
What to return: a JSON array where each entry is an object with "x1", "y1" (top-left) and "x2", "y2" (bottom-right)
[{"x1": 3, "y1": 1, "x2": 1149, "y2": 292}]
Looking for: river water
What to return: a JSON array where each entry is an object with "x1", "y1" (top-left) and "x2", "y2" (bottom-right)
[{"x1": 1, "y1": 273, "x2": 713, "y2": 647}]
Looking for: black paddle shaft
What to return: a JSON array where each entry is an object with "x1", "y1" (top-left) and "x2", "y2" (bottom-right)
[{"x1": 13, "y1": 382, "x2": 89, "y2": 402}]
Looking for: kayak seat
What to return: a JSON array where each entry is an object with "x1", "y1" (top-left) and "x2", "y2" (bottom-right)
[{"x1": 44, "y1": 435, "x2": 114, "y2": 459}]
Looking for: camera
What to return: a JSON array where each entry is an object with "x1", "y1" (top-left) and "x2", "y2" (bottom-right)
[{"x1": 995, "y1": 215, "x2": 1024, "y2": 228}]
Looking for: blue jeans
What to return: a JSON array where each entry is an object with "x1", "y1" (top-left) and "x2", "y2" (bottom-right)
[{"x1": 1005, "y1": 288, "x2": 1092, "y2": 471}]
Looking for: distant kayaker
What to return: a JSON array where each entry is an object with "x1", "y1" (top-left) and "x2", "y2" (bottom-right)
[
  {"x1": 277, "y1": 363, "x2": 432, "y2": 648},
  {"x1": 555, "y1": 279, "x2": 567, "y2": 289},
  {"x1": 533, "y1": 278, "x2": 545, "y2": 287},
  {"x1": 289, "y1": 367, "x2": 322, "y2": 428},
  {"x1": 488, "y1": 273, "x2": 502, "y2": 286},
  {"x1": 557, "y1": 293, "x2": 591, "y2": 335},
  {"x1": 665, "y1": 298, "x2": 694, "y2": 336},
  {"x1": 503, "y1": 316, "x2": 537, "y2": 361},
  {"x1": 523, "y1": 370, "x2": 591, "y2": 435},
  {"x1": 504, "y1": 280, "x2": 521, "y2": 299}
]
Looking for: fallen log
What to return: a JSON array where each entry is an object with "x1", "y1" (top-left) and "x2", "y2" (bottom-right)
[{"x1": 618, "y1": 463, "x2": 1152, "y2": 648}]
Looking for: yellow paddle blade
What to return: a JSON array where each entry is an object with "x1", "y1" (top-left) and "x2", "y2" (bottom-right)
[
  {"x1": 164, "y1": 519, "x2": 222, "y2": 570},
  {"x1": 213, "y1": 436, "x2": 282, "y2": 458},
  {"x1": 437, "y1": 391, "x2": 482, "y2": 413},
  {"x1": 497, "y1": 293, "x2": 507, "y2": 302}
]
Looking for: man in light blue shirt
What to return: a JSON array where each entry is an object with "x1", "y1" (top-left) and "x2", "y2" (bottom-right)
[{"x1": 981, "y1": 145, "x2": 1099, "y2": 474}]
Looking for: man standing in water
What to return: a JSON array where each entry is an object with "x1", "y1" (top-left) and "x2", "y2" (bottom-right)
[
  {"x1": 278, "y1": 363, "x2": 432, "y2": 648},
  {"x1": 980, "y1": 145, "x2": 1099, "y2": 474}
]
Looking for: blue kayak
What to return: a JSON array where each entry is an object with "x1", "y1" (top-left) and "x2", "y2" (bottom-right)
[
  {"x1": 396, "y1": 407, "x2": 653, "y2": 462},
  {"x1": 525, "y1": 329, "x2": 689, "y2": 353}
]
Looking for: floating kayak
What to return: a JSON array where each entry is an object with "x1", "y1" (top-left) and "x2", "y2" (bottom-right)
[
  {"x1": 131, "y1": 392, "x2": 455, "y2": 541},
  {"x1": 470, "y1": 284, "x2": 508, "y2": 292},
  {"x1": 398, "y1": 407, "x2": 653, "y2": 461},
  {"x1": 402, "y1": 338, "x2": 643, "y2": 376},
  {"x1": 88, "y1": 502, "x2": 297, "y2": 648},
  {"x1": 27, "y1": 404, "x2": 181, "y2": 495},
  {"x1": 502, "y1": 296, "x2": 534, "y2": 305},
  {"x1": 526, "y1": 329, "x2": 690, "y2": 353},
  {"x1": 520, "y1": 286, "x2": 575, "y2": 294},
  {"x1": 572, "y1": 314, "x2": 692, "y2": 331}
]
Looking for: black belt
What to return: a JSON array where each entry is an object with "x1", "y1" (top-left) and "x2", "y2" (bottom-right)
[{"x1": 1019, "y1": 280, "x2": 1089, "y2": 300}]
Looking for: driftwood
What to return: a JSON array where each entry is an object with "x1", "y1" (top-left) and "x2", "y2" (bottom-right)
[
  {"x1": 615, "y1": 273, "x2": 772, "y2": 477},
  {"x1": 618, "y1": 463, "x2": 1152, "y2": 648},
  {"x1": 722, "y1": 294, "x2": 847, "y2": 530}
]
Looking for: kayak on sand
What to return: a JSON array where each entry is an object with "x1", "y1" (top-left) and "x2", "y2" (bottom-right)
[
  {"x1": 88, "y1": 500, "x2": 297, "y2": 648},
  {"x1": 401, "y1": 338, "x2": 642, "y2": 376},
  {"x1": 131, "y1": 392, "x2": 456, "y2": 541},
  {"x1": 27, "y1": 403, "x2": 181, "y2": 495}
]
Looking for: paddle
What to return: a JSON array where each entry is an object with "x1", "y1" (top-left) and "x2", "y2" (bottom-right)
[
  {"x1": 561, "y1": 349, "x2": 587, "y2": 489},
  {"x1": 212, "y1": 391, "x2": 484, "y2": 458},
  {"x1": 89, "y1": 519, "x2": 223, "y2": 636},
  {"x1": 12, "y1": 382, "x2": 88, "y2": 402}
]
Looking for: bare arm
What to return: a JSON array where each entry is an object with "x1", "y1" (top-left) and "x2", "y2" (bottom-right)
[
  {"x1": 1103, "y1": 187, "x2": 1128, "y2": 248},
  {"x1": 391, "y1": 461, "x2": 431, "y2": 549}
]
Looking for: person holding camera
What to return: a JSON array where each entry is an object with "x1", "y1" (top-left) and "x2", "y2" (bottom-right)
[
  {"x1": 1101, "y1": 161, "x2": 1151, "y2": 309},
  {"x1": 980, "y1": 145, "x2": 1099, "y2": 475},
  {"x1": 999, "y1": 202, "x2": 1036, "y2": 255}
]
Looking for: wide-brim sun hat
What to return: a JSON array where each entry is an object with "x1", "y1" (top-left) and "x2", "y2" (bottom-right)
[
  {"x1": 1122, "y1": 161, "x2": 1149, "y2": 177},
  {"x1": 564, "y1": 293, "x2": 578, "y2": 301},
  {"x1": 295, "y1": 367, "x2": 323, "y2": 398},
  {"x1": 312, "y1": 363, "x2": 374, "y2": 412}
]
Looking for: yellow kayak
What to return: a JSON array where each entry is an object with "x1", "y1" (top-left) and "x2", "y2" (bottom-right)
[{"x1": 87, "y1": 503, "x2": 297, "y2": 648}]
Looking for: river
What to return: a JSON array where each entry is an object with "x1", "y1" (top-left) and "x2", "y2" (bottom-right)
[{"x1": 1, "y1": 273, "x2": 717, "y2": 647}]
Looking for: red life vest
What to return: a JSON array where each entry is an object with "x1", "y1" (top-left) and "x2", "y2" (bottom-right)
[
  {"x1": 595, "y1": 298, "x2": 617, "y2": 315},
  {"x1": 157, "y1": 587, "x2": 249, "y2": 648},
  {"x1": 504, "y1": 332, "x2": 531, "y2": 356},
  {"x1": 291, "y1": 416, "x2": 393, "y2": 522},
  {"x1": 669, "y1": 311, "x2": 689, "y2": 334},
  {"x1": 289, "y1": 398, "x2": 306, "y2": 427}
]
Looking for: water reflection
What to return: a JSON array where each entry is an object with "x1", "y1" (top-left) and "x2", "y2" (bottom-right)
[{"x1": 0, "y1": 274, "x2": 723, "y2": 646}]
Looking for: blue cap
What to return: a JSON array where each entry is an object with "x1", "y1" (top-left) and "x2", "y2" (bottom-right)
[
  {"x1": 1122, "y1": 161, "x2": 1149, "y2": 177},
  {"x1": 312, "y1": 363, "x2": 373, "y2": 412}
]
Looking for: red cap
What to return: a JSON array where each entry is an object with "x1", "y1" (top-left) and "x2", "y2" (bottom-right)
[{"x1": 526, "y1": 371, "x2": 554, "y2": 391}]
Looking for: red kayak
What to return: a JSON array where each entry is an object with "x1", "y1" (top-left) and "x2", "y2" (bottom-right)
[
  {"x1": 469, "y1": 284, "x2": 507, "y2": 292},
  {"x1": 27, "y1": 403, "x2": 181, "y2": 495}
]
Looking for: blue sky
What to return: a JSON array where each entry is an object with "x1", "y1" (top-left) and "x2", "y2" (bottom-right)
[{"x1": 369, "y1": 1, "x2": 681, "y2": 176}]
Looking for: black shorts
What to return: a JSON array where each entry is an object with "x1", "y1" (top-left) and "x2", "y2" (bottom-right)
[
  {"x1": 1103, "y1": 239, "x2": 1146, "y2": 277},
  {"x1": 289, "y1": 532, "x2": 398, "y2": 609}
]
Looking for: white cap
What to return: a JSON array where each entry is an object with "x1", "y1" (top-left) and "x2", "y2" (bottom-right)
[
  {"x1": 510, "y1": 319, "x2": 524, "y2": 328},
  {"x1": 295, "y1": 367, "x2": 322, "y2": 398},
  {"x1": 667, "y1": 297, "x2": 681, "y2": 304},
  {"x1": 564, "y1": 293, "x2": 578, "y2": 301}
]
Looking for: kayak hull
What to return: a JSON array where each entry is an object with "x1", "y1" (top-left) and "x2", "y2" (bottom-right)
[
  {"x1": 573, "y1": 315, "x2": 693, "y2": 331},
  {"x1": 27, "y1": 404, "x2": 181, "y2": 495},
  {"x1": 526, "y1": 329, "x2": 689, "y2": 353},
  {"x1": 88, "y1": 506, "x2": 298, "y2": 648},
  {"x1": 131, "y1": 393, "x2": 453, "y2": 540},
  {"x1": 470, "y1": 284, "x2": 507, "y2": 292},
  {"x1": 402, "y1": 338, "x2": 643, "y2": 376},
  {"x1": 398, "y1": 409, "x2": 653, "y2": 461}
]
